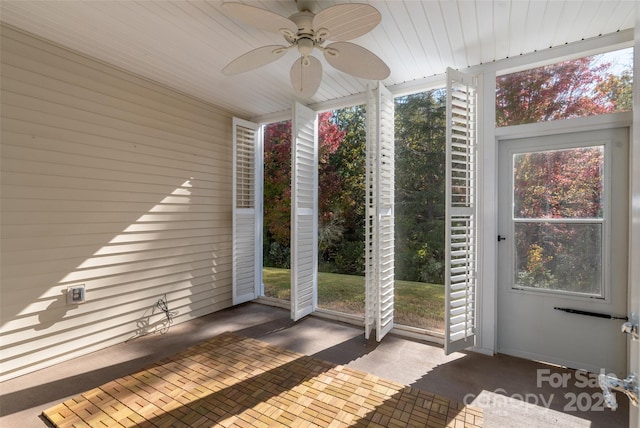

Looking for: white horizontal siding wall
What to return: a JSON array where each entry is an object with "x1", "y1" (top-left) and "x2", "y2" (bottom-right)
[{"x1": 0, "y1": 25, "x2": 234, "y2": 381}]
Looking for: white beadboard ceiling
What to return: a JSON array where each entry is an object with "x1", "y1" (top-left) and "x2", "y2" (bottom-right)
[{"x1": 1, "y1": 1, "x2": 635, "y2": 119}]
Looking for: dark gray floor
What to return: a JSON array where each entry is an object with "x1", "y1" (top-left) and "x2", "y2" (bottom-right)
[{"x1": 0, "y1": 302, "x2": 628, "y2": 427}]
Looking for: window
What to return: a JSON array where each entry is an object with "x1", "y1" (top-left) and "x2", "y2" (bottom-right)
[
  {"x1": 512, "y1": 145, "x2": 606, "y2": 297},
  {"x1": 496, "y1": 47, "x2": 633, "y2": 127}
]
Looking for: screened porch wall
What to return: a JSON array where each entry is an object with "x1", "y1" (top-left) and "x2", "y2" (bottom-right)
[{"x1": 0, "y1": 25, "x2": 234, "y2": 381}]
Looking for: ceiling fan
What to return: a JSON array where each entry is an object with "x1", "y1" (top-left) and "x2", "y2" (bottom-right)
[{"x1": 221, "y1": 1, "x2": 390, "y2": 98}]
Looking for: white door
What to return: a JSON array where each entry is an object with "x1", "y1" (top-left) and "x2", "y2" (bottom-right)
[{"x1": 497, "y1": 127, "x2": 629, "y2": 376}]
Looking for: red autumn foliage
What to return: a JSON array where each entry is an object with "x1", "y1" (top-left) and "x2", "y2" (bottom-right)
[
  {"x1": 496, "y1": 57, "x2": 614, "y2": 126},
  {"x1": 263, "y1": 112, "x2": 346, "y2": 247}
]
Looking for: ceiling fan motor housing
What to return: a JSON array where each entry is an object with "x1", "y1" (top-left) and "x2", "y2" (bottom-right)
[{"x1": 287, "y1": 11, "x2": 327, "y2": 51}]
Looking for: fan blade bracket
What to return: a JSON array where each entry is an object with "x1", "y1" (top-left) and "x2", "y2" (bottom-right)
[
  {"x1": 315, "y1": 28, "x2": 330, "y2": 42},
  {"x1": 280, "y1": 28, "x2": 297, "y2": 40},
  {"x1": 272, "y1": 45, "x2": 292, "y2": 55},
  {"x1": 322, "y1": 46, "x2": 339, "y2": 58}
]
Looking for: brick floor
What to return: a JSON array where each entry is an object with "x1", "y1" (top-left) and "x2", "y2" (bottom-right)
[{"x1": 42, "y1": 332, "x2": 483, "y2": 428}]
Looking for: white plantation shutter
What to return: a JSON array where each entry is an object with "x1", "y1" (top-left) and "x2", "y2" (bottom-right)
[
  {"x1": 365, "y1": 83, "x2": 395, "y2": 341},
  {"x1": 291, "y1": 102, "x2": 318, "y2": 321},
  {"x1": 232, "y1": 118, "x2": 262, "y2": 305},
  {"x1": 445, "y1": 68, "x2": 478, "y2": 354}
]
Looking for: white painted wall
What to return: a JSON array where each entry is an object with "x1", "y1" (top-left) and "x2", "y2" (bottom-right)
[{"x1": 0, "y1": 25, "x2": 235, "y2": 381}]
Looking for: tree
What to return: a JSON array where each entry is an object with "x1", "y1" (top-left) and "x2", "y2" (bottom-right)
[
  {"x1": 394, "y1": 90, "x2": 447, "y2": 283},
  {"x1": 263, "y1": 120, "x2": 292, "y2": 267},
  {"x1": 596, "y1": 68, "x2": 633, "y2": 112},
  {"x1": 319, "y1": 106, "x2": 367, "y2": 274},
  {"x1": 263, "y1": 111, "x2": 351, "y2": 270},
  {"x1": 496, "y1": 57, "x2": 615, "y2": 126},
  {"x1": 512, "y1": 133, "x2": 605, "y2": 294},
  {"x1": 317, "y1": 111, "x2": 349, "y2": 270},
  {"x1": 514, "y1": 147, "x2": 604, "y2": 219}
]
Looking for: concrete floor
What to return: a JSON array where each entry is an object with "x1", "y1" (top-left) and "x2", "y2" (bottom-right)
[{"x1": 0, "y1": 302, "x2": 629, "y2": 428}]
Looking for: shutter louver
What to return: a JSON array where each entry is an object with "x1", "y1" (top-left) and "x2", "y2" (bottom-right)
[
  {"x1": 291, "y1": 102, "x2": 318, "y2": 321},
  {"x1": 235, "y1": 126, "x2": 255, "y2": 209},
  {"x1": 365, "y1": 82, "x2": 395, "y2": 341},
  {"x1": 232, "y1": 118, "x2": 262, "y2": 305},
  {"x1": 445, "y1": 68, "x2": 478, "y2": 354}
]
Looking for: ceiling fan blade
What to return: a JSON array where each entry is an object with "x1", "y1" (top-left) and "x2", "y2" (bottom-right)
[
  {"x1": 221, "y1": 2, "x2": 297, "y2": 35},
  {"x1": 290, "y1": 56, "x2": 322, "y2": 98},
  {"x1": 222, "y1": 45, "x2": 289, "y2": 75},
  {"x1": 313, "y1": 4, "x2": 381, "y2": 41},
  {"x1": 324, "y1": 42, "x2": 390, "y2": 80}
]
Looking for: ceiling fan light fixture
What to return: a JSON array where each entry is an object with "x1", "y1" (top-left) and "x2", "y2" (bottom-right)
[{"x1": 297, "y1": 37, "x2": 314, "y2": 56}]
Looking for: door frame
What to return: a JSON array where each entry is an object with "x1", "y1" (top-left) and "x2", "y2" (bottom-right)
[
  {"x1": 481, "y1": 112, "x2": 633, "y2": 353},
  {"x1": 630, "y1": 8, "x2": 639, "y2": 425},
  {"x1": 489, "y1": 111, "x2": 635, "y2": 408},
  {"x1": 496, "y1": 126, "x2": 629, "y2": 374}
]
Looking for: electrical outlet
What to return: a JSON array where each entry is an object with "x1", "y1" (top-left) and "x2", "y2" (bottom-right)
[{"x1": 67, "y1": 284, "x2": 86, "y2": 304}]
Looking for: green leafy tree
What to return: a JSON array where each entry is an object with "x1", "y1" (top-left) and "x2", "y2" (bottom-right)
[
  {"x1": 596, "y1": 68, "x2": 633, "y2": 112},
  {"x1": 394, "y1": 90, "x2": 447, "y2": 283},
  {"x1": 319, "y1": 106, "x2": 367, "y2": 274}
]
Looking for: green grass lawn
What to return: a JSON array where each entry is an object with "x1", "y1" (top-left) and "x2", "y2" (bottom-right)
[{"x1": 263, "y1": 267, "x2": 445, "y2": 331}]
